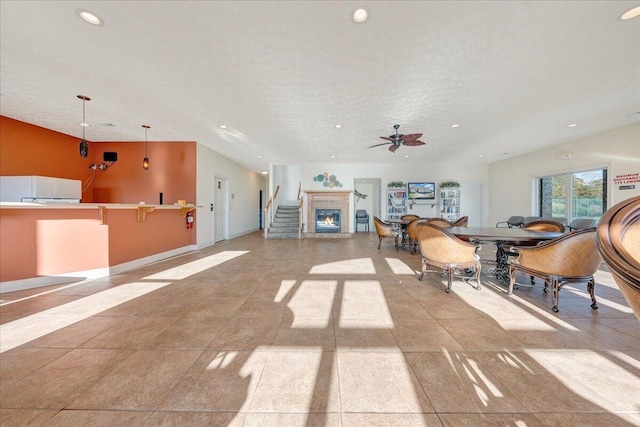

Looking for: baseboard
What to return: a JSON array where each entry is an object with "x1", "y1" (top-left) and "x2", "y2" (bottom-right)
[{"x1": 0, "y1": 245, "x2": 198, "y2": 294}]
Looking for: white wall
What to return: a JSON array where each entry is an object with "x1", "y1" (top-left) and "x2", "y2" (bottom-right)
[
  {"x1": 302, "y1": 162, "x2": 491, "y2": 230},
  {"x1": 488, "y1": 123, "x2": 640, "y2": 226},
  {"x1": 196, "y1": 143, "x2": 267, "y2": 248},
  {"x1": 273, "y1": 165, "x2": 303, "y2": 205}
]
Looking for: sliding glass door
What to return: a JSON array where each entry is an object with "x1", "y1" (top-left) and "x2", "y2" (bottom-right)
[{"x1": 538, "y1": 168, "x2": 607, "y2": 223}]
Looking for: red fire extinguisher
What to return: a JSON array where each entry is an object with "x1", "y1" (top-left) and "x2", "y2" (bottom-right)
[{"x1": 186, "y1": 211, "x2": 194, "y2": 229}]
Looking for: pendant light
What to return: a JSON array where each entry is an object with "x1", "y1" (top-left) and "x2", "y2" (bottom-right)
[
  {"x1": 77, "y1": 95, "x2": 91, "y2": 158},
  {"x1": 142, "y1": 125, "x2": 150, "y2": 170}
]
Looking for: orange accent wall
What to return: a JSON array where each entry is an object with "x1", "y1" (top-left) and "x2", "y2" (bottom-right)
[
  {"x1": 0, "y1": 116, "x2": 197, "y2": 205},
  {"x1": 0, "y1": 116, "x2": 96, "y2": 201},
  {"x1": 90, "y1": 141, "x2": 196, "y2": 205}
]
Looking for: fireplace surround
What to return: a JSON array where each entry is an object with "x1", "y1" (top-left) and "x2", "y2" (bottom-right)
[{"x1": 305, "y1": 191, "x2": 352, "y2": 238}]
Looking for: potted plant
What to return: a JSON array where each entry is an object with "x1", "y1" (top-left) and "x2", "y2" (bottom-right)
[
  {"x1": 387, "y1": 181, "x2": 405, "y2": 188},
  {"x1": 439, "y1": 180, "x2": 460, "y2": 189}
]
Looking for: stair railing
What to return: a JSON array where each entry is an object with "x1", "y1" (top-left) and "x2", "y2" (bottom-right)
[
  {"x1": 264, "y1": 185, "x2": 280, "y2": 238},
  {"x1": 297, "y1": 182, "x2": 303, "y2": 239}
]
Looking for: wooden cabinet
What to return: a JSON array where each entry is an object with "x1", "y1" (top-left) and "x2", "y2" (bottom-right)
[
  {"x1": 387, "y1": 188, "x2": 407, "y2": 220},
  {"x1": 440, "y1": 188, "x2": 461, "y2": 221}
]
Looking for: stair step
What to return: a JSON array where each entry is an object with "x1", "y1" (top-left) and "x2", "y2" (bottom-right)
[
  {"x1": 271, "y1": 222, "x2": 298, "y2": 228},
  {"x1": 270, "y1": 228, "x2": 299, "y2": 233},
  {"x1": 267, "y1": 232, "x2": 300, "y2": 239},
  {"x1": 273, "y1": 218, "x2": 299, "y2": 223}
]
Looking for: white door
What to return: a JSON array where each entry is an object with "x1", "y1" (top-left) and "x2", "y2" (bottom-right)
[
  {"x1": 460, "y1": 182, "x2": 483, "y2": 227},
  {"x1": 214, "y1": 178, "x2": 227, "y2": 242}
]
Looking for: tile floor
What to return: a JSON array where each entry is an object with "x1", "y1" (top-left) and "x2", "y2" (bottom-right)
[{"x1": 1, "y1": 232, "x2": 640, "y2": 426}]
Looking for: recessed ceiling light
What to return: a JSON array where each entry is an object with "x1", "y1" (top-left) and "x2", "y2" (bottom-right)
[
  {"x1": 404, "y1": 155, "x2": 409, "y2": 158},
  {"x1": 621, "y1": 6, "x2": 640, "y2": 20},
  {"x1": 261, "y1": 170, "x2": 268, "y2": 175},
  {"x1": 568, "y1": 123, "x2": 577, "y2": 128},
  {"x1": 75, "y1": 9, "x2": 104, "y2": 26},
  {"x1": 257, "y1": 155, "x2": 262, "y2": 158},
  {"x1": 335, "y1": 124, "x2": 342, "y2": 128},
  {"x1": 451, "y1": 124, "x2": 460, "y2": 128},
  {"x1": 478, "y1": 154, "x2": 484, "y2": 158},
  {"x1": 331, "y1": 155, "x2": 336, "y2": 159},
  {"x1": 80, "y1": 122, "x2": 90, "y2": 127},
  {"x1": 219, "y1": 125, "x2": 227, "y2": 129},
  {"x1": 351, "y1": 7, "x2": 369, "y2": 23}
]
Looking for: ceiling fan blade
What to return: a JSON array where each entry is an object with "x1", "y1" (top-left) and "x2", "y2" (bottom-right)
[
  {"x1": 402, "y1": 133, "x2": 423, "y2": 143},
  {"x1": 402, "y1": 140, "x2": 426, "y2": 147},
  {"x1": 368, "y1": 142, "x2": 392, "y2": 148},
  {"x1": 379, "y1": 136, "x2": 395, "y2": 142},
  {"x1": 389, "y1": 144, "x2": 400, "y2": 153}
]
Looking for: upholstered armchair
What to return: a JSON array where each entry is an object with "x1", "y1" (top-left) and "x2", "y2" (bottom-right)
[
  {"x1": 355, "y1": 209, "x2": 369, "y2": 232},
  {"x1": 416, "y1": 223, "x2": 481, "y2": 293},
  {"x1": 496, "y1": 216, "x2": 524, "y2": 228},
  {"x1": 401, "y1": 214, "x2": 420, "y2": 221},
  {"x1": 568, "y1": 218, "x2": 596, "y2": 231},
  {"x1": 426, "y1": 218, "x2": 454, "y2": 228},
  {"x1": 373, "y1": 216, "x2": 397, "y2": 250},
  {"x1": 452, "y1": 216, "x2": 469, "y2": 227},
  {"x1": 597, "y1": 196, "x2": 640, "y2": 321},
  {"x1": 523, "y1": 220, "x2": 565, "y2": 232},
  {"x1": 406, "y1": 218, "x2": 429, "y2": 254},
  {"x1": 508, "y1": 228, "x2": 601, "y2": 313}
]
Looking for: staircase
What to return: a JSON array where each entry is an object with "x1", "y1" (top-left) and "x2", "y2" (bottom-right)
[{"x1": 267, "y1": 205, "x2": 301, "y2": 239}]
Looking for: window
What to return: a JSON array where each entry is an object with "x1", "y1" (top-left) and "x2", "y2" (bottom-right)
[{"x1": 537, "y1": 168, "x2": 607, "y2": 223}]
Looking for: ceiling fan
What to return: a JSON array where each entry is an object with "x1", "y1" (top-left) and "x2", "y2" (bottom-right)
[{"x1": 369, "y1": 124, "x2": 425, "y2": 153}]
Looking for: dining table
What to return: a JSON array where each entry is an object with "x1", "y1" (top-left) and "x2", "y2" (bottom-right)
[
  {"x1": 447, "y1": 226, "x2": 565, "y2": 283},
  {"x1": 387, "y1": 218, "x2": 414, "y2": 248}
]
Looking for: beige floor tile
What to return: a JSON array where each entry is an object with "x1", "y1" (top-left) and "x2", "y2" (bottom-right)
[
  {"x1": 405, "y1": 352, "x2": 527, "y2": 413},
  {"x1": 562, "y1": 319, "x2": 640, "y2": 351},
  {"x1": 234, "y1": 297, "x2": 288, "y2": 319},
  {"x1": 143, "y1": 411, "x2": 245, "y2": 426},
  {"x1": 248, "y1": 351, "x2": 340, "y2": 412},
  {"x1": 342, "y1": 413, "x2": 443, "y2": 427},
  {"x1": 21, "y1": 316, "x2": 126, "y2": 349},
  {"x1": 207, "y1": 316, "x2": 281, "y2": 350},
  {"x1": 533, "y1": 412, "x2": 640, "y2": 427},
  {"x1": 599, "y1": 318, "x2": 640, "y2": 340},
  {"x1": 243, "y1": 413, "x2": 341, "y2": 427},
  {"x1": 389, "y1": 318, "x2": 465, "y2": 352},
  {"x1": 413, "y1": 295, "x2": 483, "y2": 319},
  {"x1": 0, "y1": 408, "x2": 57, "y2": 426},
  {"x1": 0, "y1": 348, "x2": 71, "y2": 389},
  {"x1": 0, "y1": 349, "x2": 135, "y2": 409},
  {"x1": 334, "y1": 318, "x2": 399, "y2": 351},
  {"x1": 184, "y1": 296, "x2": 246, "y2": 318},
  {"x1": 438, "y1": 318, "x2": 526, "y2": 351},
  {"x1": 69, "y1": 349, "x2": 201, "y2": 410},
  {"x1": 438, "y1": 413, "x2": 544, "y2": 426},
  {"x1": 471, "y1": 350, "x2": 605, "y2": 413},
  {"x1": 151, "y1": 316, "x2": 229, "y2": 349},
  {"x1": 81, "y1": 316, "x2": 178, "y2": 349},
  {"x1": 274, "y1": 316, "x2": 336, "y2": 350},
  {"x1": 159, "y1": 350, "x2": 268, "y2": 411},
  {"x1": 43, "y1": 409, "x2": 153, "y2": 426},
  {"x1": 337, "y1": 351, "x2": 434, "y2": 413}
]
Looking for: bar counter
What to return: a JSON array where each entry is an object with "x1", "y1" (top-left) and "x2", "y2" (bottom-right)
[{"x1": 0, "y1": 203, "x2": 198, "y2": 292}]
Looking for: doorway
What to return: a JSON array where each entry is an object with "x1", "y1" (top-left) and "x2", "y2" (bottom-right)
[{"x1": 214, "y1": 177, "x2": 228, "y2": 242}]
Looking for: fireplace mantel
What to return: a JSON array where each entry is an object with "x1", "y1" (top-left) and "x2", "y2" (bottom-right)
[{"x1": 304, "y1": 191, "x2": 353, "y2": 238}]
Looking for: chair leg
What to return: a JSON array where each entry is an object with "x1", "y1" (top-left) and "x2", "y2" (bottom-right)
[
  {"x1": 551, "y1": 276, "x2": 560, "y2": 312},
  {"x1": 378, "y1": 236, "x2": 382, "y2": 250},
  {"x1": 507, "y1": 265, "x2": 515, "y2": 296},
  {"x1": 530, "y1": 275, "x2": 535, "y2": 284},
  {"x1": 418, "y1": 259, "x2": 426, "y2": 281},
  {"x1": 588, "y1": 277, "x2": 598, "y2": 309},
  {"x1": 446, "y1": 267, "x2": 454, "y2": 293},
  {"x1": 395, "y1": 236, "x2": 399, "y2": 250},
  {"x1": 475, "y1": 262, "x2": 482, "y2": 290}
]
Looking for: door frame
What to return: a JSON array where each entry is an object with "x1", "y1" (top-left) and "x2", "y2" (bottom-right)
[{"x1": 213, "y1": 176, "x2": 229, "y2": 242}]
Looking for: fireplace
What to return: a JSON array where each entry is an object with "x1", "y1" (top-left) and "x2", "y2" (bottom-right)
[
  {"x1": 304, "y1": 190, "x2": 352, "y2": 238},
  {"x1": 316, "y1": 209, "x2": 341, "y2": 233}
]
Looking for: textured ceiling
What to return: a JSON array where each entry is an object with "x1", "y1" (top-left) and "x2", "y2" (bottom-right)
[{"x1": 1, "y1": 1, "x2": 639, "y2": 174}]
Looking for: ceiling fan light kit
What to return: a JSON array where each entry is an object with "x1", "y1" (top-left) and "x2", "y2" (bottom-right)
[{"x1": 369, "y1": 124, "x2": 425, "y2": 153}]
